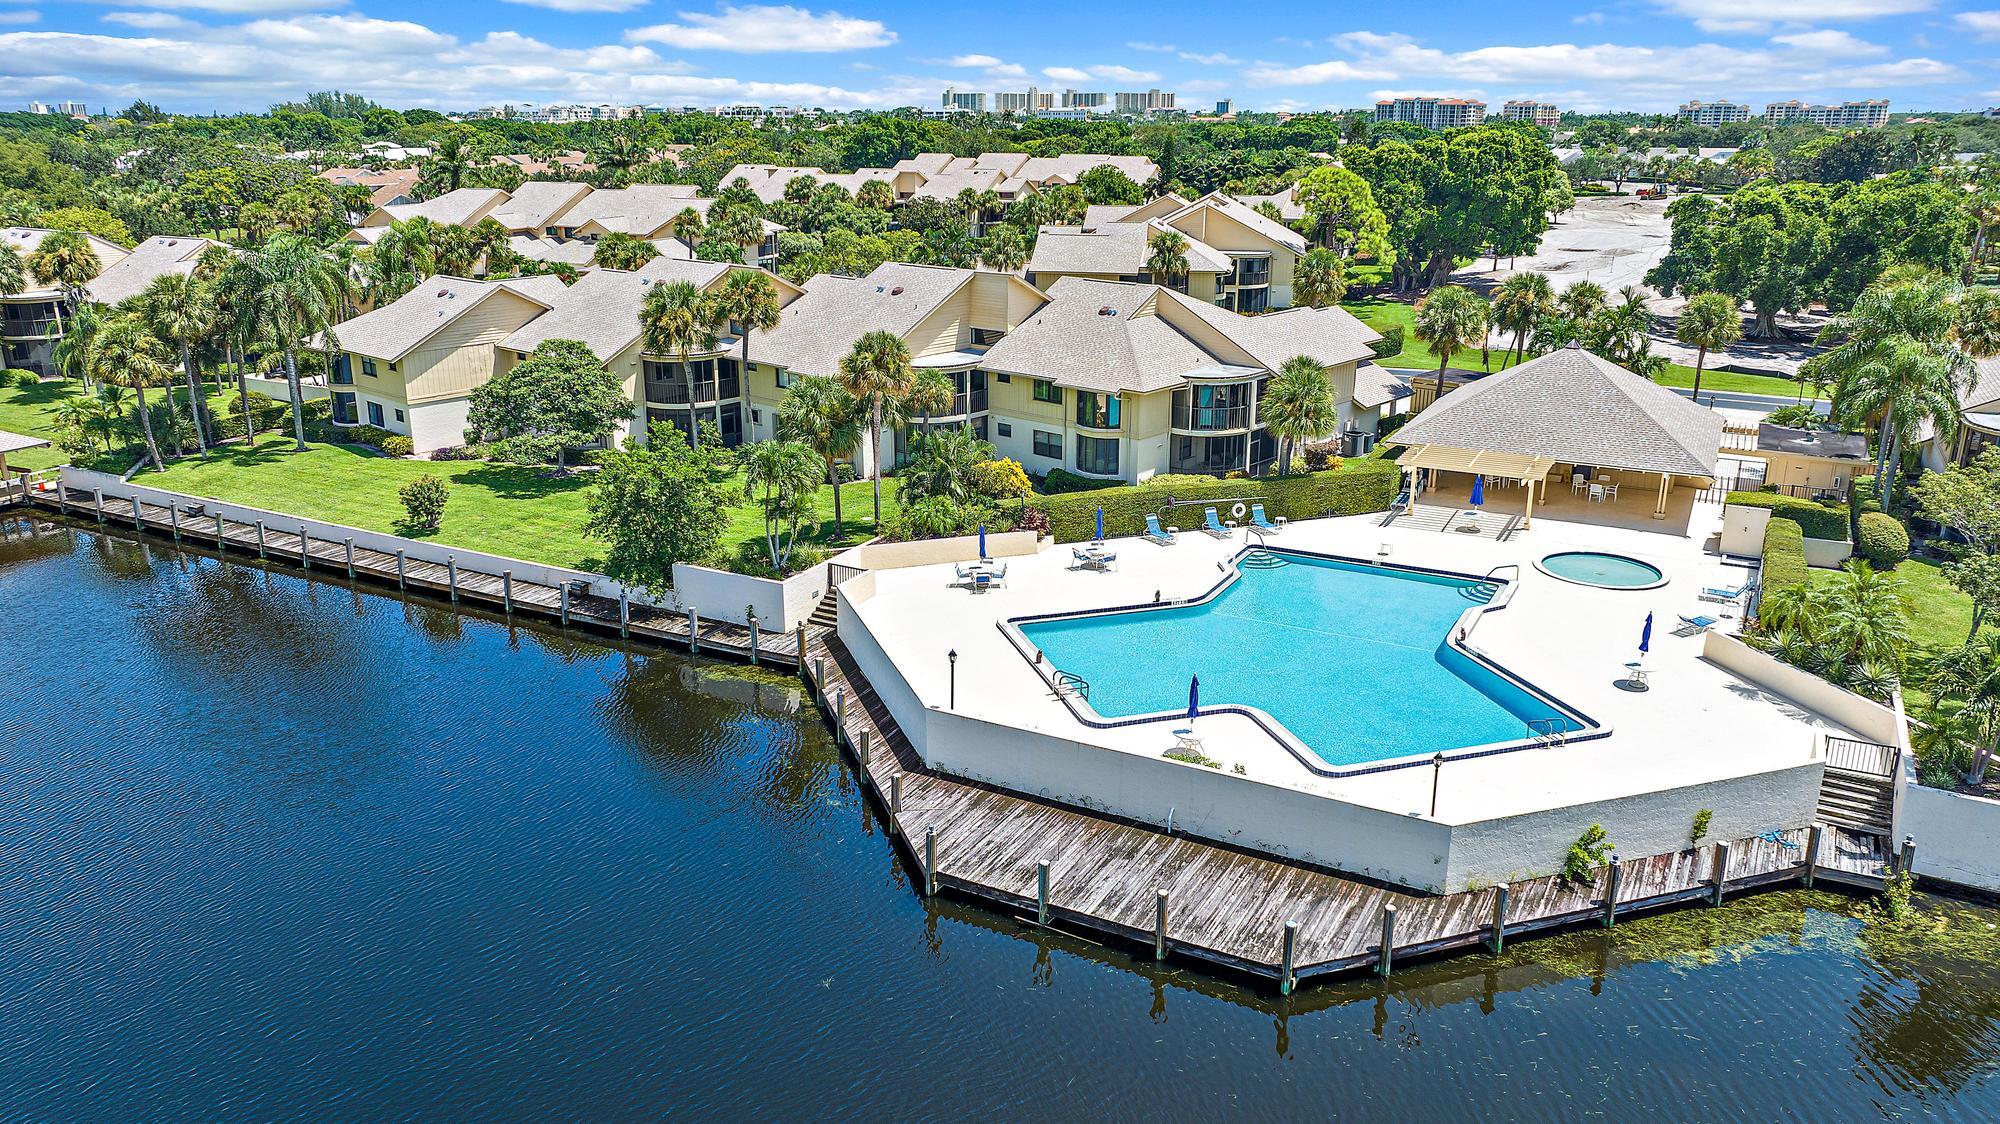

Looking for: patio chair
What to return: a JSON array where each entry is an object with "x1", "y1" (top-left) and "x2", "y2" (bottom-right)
[
  {"x1": 1589, "y1": 483, "x2": 1606, "y2": 503},
  {"x1": 1675, "y1": 613, "x2": 1720, "y2": 635},
  {"x1": 1604, "y1": 481, "x2": 1619, "y2": 501},
  {"x1": 1250, "y1": 503, "x2": 1284, "y2": 533},
  {"x1": 1700, "y1": 581, "x2": 1748, "y2": 604},
  {"x1": 1071, "y1": 546, "x2": 1116, "y2": 572},
  {"x1": 1143, "y1": 513, "x2": 1177, "y2": 546},
  {"x1": 1200, "y1": 506, "x2": 1231, "y2": 538},
  {"x1": 1170, "y1": 727, "x2": 1203, "y2": 754}
]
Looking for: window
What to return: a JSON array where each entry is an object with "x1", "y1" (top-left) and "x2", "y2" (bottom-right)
[
  {"x1": 995, "y1": 373, "x2": 1011, "y2": 383},
  {"x1": 1075, "y1": 392, "x2": 1120, "y2": 430},
  {"x1": 751, "y1": 409, "x2": 762, "y2": 425},
  {"x1": 361, "y1": 357, "x2": 378, "y2": 378},
  {"x1": 330, "y1": 355, "x2": 353, "y2": 386},
  {"x1": 1032, "y1": 379, "x2": 1061, "y2": 404},
  {"x1": 970, "y1": 327, "x2": 1004, "y2": 346},
  {"x1": 775, "y1": 367, "x2": 793, "y2": 389},
  {"x1": 331, "y1": 392, "x2": 357, "y2": 425},
  {"x1": 394, "y1": 408, "x2": 404, "y2": 423},
  {"x1": 1033, "y1": 430, "x2": 1062, "y2": 459},
  {"x1": 366, "y1": 401, "x2": 384, "y2": 427},
  {"x1": 1075, "y1": 435, "x2": 1119, "y2": 476},
  {"x1": 1234, "y1": 286, "x2": 1270, "y2": 314},
  {"x1": 996, "y1": 422, "x2": 1012, "y2": 438}
]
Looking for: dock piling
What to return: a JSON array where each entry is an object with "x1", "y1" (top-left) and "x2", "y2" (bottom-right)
[
  {"x1": 1280, "y1": 921, "x2": 1298, "y2": 996},
  {"x1": 889, "y1": 773, "x2": 902, "y2": 824},
  {"x1": 795, "y1": 625, "x2": 806, "y2": 678},
  {"x1": 344, "y1": 538, "x2": 354, "y2": 576},
  {"x1": 1377, "y1": 905, "x2": 1397, "y2": 976},
  {"x1": 748, "y1": 617, "x2": 759, "y2": 665},
  {"x1": 836, "y1": 687, "x2": 848, "y2": 744},
  {"x1": 255, "y1": 520, "x2": 266, "y2": 558},
  {"x1": 618, "y1": 589, "x2": 629, "y2": 637},
  {"x1": 924, "y1": 827, "x2": 937, "y2": 896},
  {"x1": 1036, "y1": 861, "x2": 1050, "y2": 927},
  {"x1": 214, "y1": 512, "x2": 225, "y2": 549},
  {"x1": 1711, "y1": 841, "x2": 1730, "y2": 906},
  {"x1": 502, "y1": 570, "x2": 513, "y2": 614},
  {"x1": 1489, "y1": 884, "x2": 1510, "y2": 953},
  {"x1": 1603, "y1": 855, "x2": 1621, "y2": 927},
  {"x1": 558, "y1": 582, "x2": 569, "y2": 624},
  {"x1": 167, "y1": 503, "x2": 180, "y2": 540},
  {"x1": 687, "y1": 607, "x2": 699, "y2": 654},
  {"x1": 1804, "y1": 825, "x2": 1823, "y2": 888},
  {"x1": 1900, "y1": 835, "x2": 1916, "y2": 876},
  {"x1": 446, "y1": 556, "x2": 458, "y2": 601},
  {"x1": 93, "y1": 488, "x2": 104, "y2": 522},
  {"x1": 300, "y1": 526, "x2": 310, "y2": 568},
  {"x1": 396, "y1": 549, "x2": 407, "y2": 589},
  {"x1": 813, "y1": 657, "x2": 825, "y2": 703},
  {"x1": 131, "y1": 495, "x2": 143, "y2": 529},
  {"x1": 1154, "y1": 890, "x2": 1169, "y2": 961}
]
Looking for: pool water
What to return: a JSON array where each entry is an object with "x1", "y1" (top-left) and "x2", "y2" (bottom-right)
[
  {"x1": 1018, "y1": 552, "x2": 1577, "y2": 768},
  {"x1": 1538, "y1": 551, "x2": 1666, "y2": 589}
]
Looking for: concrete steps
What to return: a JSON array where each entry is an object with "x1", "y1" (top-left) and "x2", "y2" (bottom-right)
[
  {"x1": 808, "y1": 589, "x2": 840, "y2": 631},
  {"x1": 1818, "y1": 769, "x2": 1894, "y2": 836}
]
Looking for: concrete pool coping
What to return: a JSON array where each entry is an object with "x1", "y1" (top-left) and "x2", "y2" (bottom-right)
[
  {"x1": 1533, "y1": 550, "x2": 1670, "y2": 590},
  {"x1": 997, "y1": 544, "x2": 1609, "y2": 779}
]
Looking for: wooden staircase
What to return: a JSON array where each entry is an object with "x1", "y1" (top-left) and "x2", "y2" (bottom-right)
[
  {"x1": 808, "y1": 589, "x2": 840, "y2": 631},
  {"x1": 1817, "y1": 769, "x2": 1894, "y2": 836}
]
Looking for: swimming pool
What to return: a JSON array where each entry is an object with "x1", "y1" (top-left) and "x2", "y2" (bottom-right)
[
  {"x1": 1015, "y1": 551, "x2": 1586, "y2": 771},
  {"x1": 1536, "y1": 551, "x2": 1667, "y2": 590}
]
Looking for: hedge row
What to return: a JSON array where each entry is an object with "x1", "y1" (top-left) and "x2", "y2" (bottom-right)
[
  {"x1": 1724, "y1": 490, "x2": 1849, "y2": 541},
  {"x1": 1035, "y1": 458, "x2": 1402, "y2": 543},
  {"x1": 1855, "y1": 510, "x2": 1909, "y2": 568},
  {"x1": 1761, "y1": 516, "x2": 1810, "y2": 591}
]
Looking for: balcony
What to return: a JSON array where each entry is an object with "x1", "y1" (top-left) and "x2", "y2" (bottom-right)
[{"x1": 1172, "y1": 402, "x2": 1252, "y2": 433}]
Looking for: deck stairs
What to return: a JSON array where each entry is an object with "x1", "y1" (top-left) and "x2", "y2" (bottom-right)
[{"x1": 1817, "y1": 770, "x2": 1895, "y2": 836}]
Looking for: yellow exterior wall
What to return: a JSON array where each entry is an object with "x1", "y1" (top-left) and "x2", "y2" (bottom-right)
[
  {"x1": 401, "y1": 292, "x2": 550, "y2": 404},
  {"x1": 1747, "y1": 450, "x2": 1865, "y2": 494}
]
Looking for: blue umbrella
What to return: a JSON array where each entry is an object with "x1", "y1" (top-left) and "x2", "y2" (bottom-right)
[
  {"x1": 1469, "y1": 474, "x2": 1485, "y2": 509},
  {"x1": 1187, "y1": 675, "x2": 1200, "y2": 721},
  {"x1": 1640, "y1": 611, "x2": 1653, "y2": 655},
  {"x1": 1094, "y1": 505, "x2": 1105, "y2": 543},
  {"x1": 978, "y1": 523, "x2": 987, "y2": 559}
]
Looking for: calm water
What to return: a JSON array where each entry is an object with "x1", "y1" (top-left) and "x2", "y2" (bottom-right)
[
  {"x1": 1020, "y1": 553, "x2": 1572, "y2": 766},
  {"x1": 6, "y1": 518, "x2": 2000, "y2": 1120}
]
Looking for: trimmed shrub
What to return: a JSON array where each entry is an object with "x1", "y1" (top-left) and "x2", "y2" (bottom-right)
[
  {"x1": 1034, "y1": 458, "x2": 1401, "y2": 544},
  {"x1": 1299, "y1": 440, "x2": 1342, "y2": 473},
  {"x1": 1368, "y1": 325, "x2": 1405, "y2": 360},
  {"x1": 1856, "y1": 511, "x2": 1909, "y2": 568},
  {"x1": 1761, "y1": 516, "x2": 1810, "y2": 591},
  {"x1": 1725, "y1": 490, "x2": 1848, "y2": 541},
  {"x1": 226, "y1": 390, "x2": 289, "y2": 433},
  {"x1": 1040, "y1": 467, "x2": 1122, "y2": 495},
  {"x1": 3, "y1": 368, "x2": 40, "y2": 388},
  {"x1": 397, "y1": 475, "x2": 449, "y2": 532},
  {"x1": 380, "y1": 435, "x2": 414, "y2": 457}
]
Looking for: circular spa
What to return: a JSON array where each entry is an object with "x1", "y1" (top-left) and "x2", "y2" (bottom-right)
[{"x1": 1535, "y1": 551, "x2": 1667, "y2": 590}]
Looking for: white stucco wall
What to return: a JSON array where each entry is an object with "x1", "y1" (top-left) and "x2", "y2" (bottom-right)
[
  {"x1": 670, "y1": 559, "x2": 827, "y2": 631},
  {"x1": 407, "y1": 396, "x2": 473, "y2": 454},
  {"x1": 1901, "y1": 784, "x2": 2000, "y2": 894}
]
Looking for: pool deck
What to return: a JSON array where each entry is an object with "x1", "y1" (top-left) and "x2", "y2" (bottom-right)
[{"x1": 845, "y1": 495, "x2": 1856, "y2": 829}]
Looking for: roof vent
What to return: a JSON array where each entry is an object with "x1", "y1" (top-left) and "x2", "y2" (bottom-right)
[
  {"x1": 890, "y1": 286, "x2": 904, "y2": 296},
  {"x1": 1563, "y1": 339, "x2": 1582, "y2": 349},
  {"x1": 1099, "y1": 306, "x2": 1117, "y2": 316}
]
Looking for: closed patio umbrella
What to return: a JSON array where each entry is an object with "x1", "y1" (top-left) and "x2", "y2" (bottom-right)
[
  {"x1": 1640, "y1": 612, "x2": 1653, "y2": 655},
  {"x1": 978, "y1": 523, "x2": 987, "y2": 559},
  {"x1": 1187, "y1": 675, "x2": 1200, "y2": 721},
  {"x1": 1094, "y1": 506, "x2": 1105, "y2": 543},
  {"x1": 1469, "y1": 474, "x2": 1485, "y2": 511}
]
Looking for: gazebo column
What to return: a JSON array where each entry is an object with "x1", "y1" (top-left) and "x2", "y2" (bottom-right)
[
  {"x1": 1654, "y1": 473, "x2": 1672, "y2": 520},
  {"x1": 1522, "y1": 475, "x2": 1536, "y2": 528}
]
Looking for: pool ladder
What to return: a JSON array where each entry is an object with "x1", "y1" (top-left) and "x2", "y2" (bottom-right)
[
  {"x1": 1052, "y1": 669, "x2": 1091, "y2": 701},
  {"x1": 1527, "y1": 718, "x2": 1568, "y2": 746}
]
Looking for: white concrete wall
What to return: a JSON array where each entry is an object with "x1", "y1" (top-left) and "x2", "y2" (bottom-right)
[
  {"x1": 242, "y1": 375, "x2": 329, "y2": 403},
  {"x1": 669, "y1": 559, "x2": 827, "y2": 631},
  {"x1": 407, "y1": 396, "x2": 473, "y2": 454},
  {"x1": 832, "y1": 530, "x2": 1047, "y2": 572},
  {"x1": 1803, "y1": 537, "x2": 1854, "y2": 568},
  {"x1": 1719, "y1": 500, "x2": 1850, "y2": 566},
  {"x1": 1901, "y1": 784, "x2": 2000, "y2": 893},
  {"x1": 1702, "y1": 631, "x2": 1903, "y2": 745}
]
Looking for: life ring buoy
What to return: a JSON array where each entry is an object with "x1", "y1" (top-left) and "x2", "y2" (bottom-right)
[{"x1": 1230, "y1": 502, "x2": 1247, "y2": 519}]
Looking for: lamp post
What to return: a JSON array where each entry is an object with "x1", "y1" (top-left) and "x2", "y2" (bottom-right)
[
  {"x1": 1430, "y1": 751, "x2": 1445, "y2": 818},
  {"x1": 948, "y1": 648, "x2": 958, "y2": 710}
]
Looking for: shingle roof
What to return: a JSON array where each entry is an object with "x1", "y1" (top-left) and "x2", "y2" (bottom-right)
[
  {"x1": 555, "y1": 185, "x2": 705, "y2": 235},
  {"x1": 499, "y1": 257, "x2": 740, "y2": 360},
  {"x1": 754, "y1": 262, "x2": 976, "y2": 375},
  {"x1": 505, "y1": 235, "x2": 599, "y2": 266},
  {"x1": 490, "y1": 181, "x2": 593, "y2": 232},
  {"x1": 318, "y1": 167, "x2": 420, "y2": 208},
  {"x1": 1960, "y1": 356, "x2": 2000, "y2": 413},
  {"x1": 327, "y1": 276, "x2": 557, "y2": 362},
  {"x1": 1152, "y1": 287, "x2": 1381, "y2": 370},
  {"x1": 1389, "y1": 342, "x2": 1725, "y2": 478},
  {"x1": 1232, "y1": 187, "x2": 1305, "y2": 222},
  {"x1": 1351, "y1": 361, "x2": 1411, "y2": 411},
  {"x1": 376, "y1": 188, "x2": 508, "y2": 228},
  {"x1": 1, "y1": 227, "x2": 130, "y2": 293},
  {"x1": 1169, "y1": 191, "x2": 1309, "y2": 254},
  {"x1": 1011, "y1": 153, "x2": 1157, "y2": 186},
  {"x1": 84, "y1": 235, "x2": 221, "y2": 306},
  {"x1": 978, "y1": 279, "x2": 1214, "y2": 395},
  {"x1": 1027, "y1": 221, "x2": 1232, "y2": 277},
  {"x1": 1081, "y1": 203, "x2": 1144, "y2": 226}
]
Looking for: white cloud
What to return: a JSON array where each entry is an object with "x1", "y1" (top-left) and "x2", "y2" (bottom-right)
[
  {"x1": 1041, "y1": 63, "x2": 1160, "y2": 83},
  {"x1": 626, "y1": 5, "x2": 894, "y2": 52},
  {"x1": 102, "y1": 10, "x2": 198, "y2": 27},
  {"x1": 1127, "y1": 41, "x2": 1243, "y2": 66},
  {"x1": 0, "y1": 9, "x2": 38, "y2": 24},
  {"x1": 501, "y1": 0, "x2": 649, "y2": 11},
  {"x1": 1573, "y1": 11, "x2": 1606, "y2": 24},
  {"x1": 1041, "y1": 66, "x2": 1089, "y2": 83},
  {"x1": 1958, "y1": 11, "x2": 2000, "y2": 40},
  {"x1": 945, "y1": 53, "x2": 1002, "y2": 67},
  {"x1": 1652, "y1": 0, "x2": 1934, "y2": 34},
  {"x1": 115, "y1": 0, "x2": 343, "y2": 12},
  {"x1": 983, "y1": 63, "x2": 1027, "y2": 80},
  {"x1": 1771, "y1": 29, "x2": 1885, "y2": 55},
  {"x1": 1246, "y1": 58, "x2": 1397, "y2": 85}
]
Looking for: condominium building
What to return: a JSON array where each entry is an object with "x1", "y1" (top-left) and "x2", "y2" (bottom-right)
[
  {"x1": 1114, "y1": 89, "x2": 1176, "y2": 115},
  {"x1": 1373, "y1": 96, "x2": 1486, "y2": 129},
  {"x1": 1064, "y1": 90, "x2": 1108, "y2": 109},
  {"x1": 1501, "y1": 100, "x2": 1561, "y2": 129},
  {"x1": 941, "y1": 88, "x2": 986, "y2": 113},
  {"x1": 1676, "y1": 100, "x2": 1753, "y2": 127},
  {"x1": 994, "y1": 87, "x2": 1056, "y2": 114},
  {"x1": 28, "y1": 101, "x2": 87, "y2": 117},
  {"x1": 1029, "y1": 190, "x2": 1309, "y2": 313},
  {"x1": 1, "y1": 229, "x2": 220, "y2": 376},
  {"x1": 1763, "y1": 99, "x2": 1890, "y2": 128}
]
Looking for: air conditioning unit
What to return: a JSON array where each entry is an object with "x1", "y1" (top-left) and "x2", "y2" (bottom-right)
[{"x1": 1342, "y1": 429, "x2": 1376, "y2": 457}]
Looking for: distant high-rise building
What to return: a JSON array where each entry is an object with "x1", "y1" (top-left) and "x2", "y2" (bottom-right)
[
  {"x1": 29, "y1": 100, "x2": 86, "y2": 117},
  {"x1": 1373, "y1": 96, "x2": 1486, "y2": 129},
  {"x1": 992, "y1": 90, "x2": 1029, "y2": 114},
  {"x1": 1763, "y1": 99, "x2": 1889, "y2": 128},
  {"x1": 1213, "y1": 99, "x2": 1235, "y2": 116},
  {"x1": 1677, "y1": 100, "x2": 1753, "y2": 127},
  {"x1": 1501, "y1": 100, "x2": 1560, "y2": 128},
  {"x1": 1114, "y1": 89, "x2": 1176, "y2": 115},
  {"x1": 942, "y1": 87, "x2": 986, "y2": 113},
  {"x1": 1063, "y1": 90, "x2": 1107, "y2": 109}
]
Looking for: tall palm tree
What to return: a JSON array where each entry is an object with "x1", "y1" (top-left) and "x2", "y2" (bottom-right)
[
  {"x1": 51, "y1": 303, "x2": 101, "y2": 388},
  {"x1": 196, "y1": 245, "x2": 258, "y2": 442},
  {"x1": 243, "y1": 233, "x2": 350, "y2": 451},
  {"x1": 0, "y1": 243, "x2": 23, "y2": 298},
  {"x1": 838, "y1": 329, "x2": 915, "y2": 527},
  {"x1": 1925, "y1": 633, "x2": 2000, "y2": 780},
  {"x1": 592, "y1": 233, "x2": 660, "y2": 271},
  {"x1": 856, "y1": 180, "x2": 895, "y2": 212},
  {"x1": 905, "y1": 369, "x2": 955, "y2": 441},
  {"x1": 1259, "y1": 356, "x2": 1337, "y2": 473},
  {"x1": 134, "y1": 271, "x2": 217, "y2": 456},
  {"x1": 1412, "y1": 285, "x2": 1488, "y2": 403},
  {"x1": 1144, "y1": 229, "x2": 1190, "y2": 292},
  {"x1": 1292, "y1": 248, "x2": 1347, "y2": 309},
  {"x1": 638, "y1": 279, "x2": 720, "y2": 446},
  {"x1": 980, "y1": 225, "x2": 1029, "y2": 273},
  {"x1": 713, "y1": 269, "x2": 783, "y2": 434},
  {"x1": 1557, "y1": 279, "x2": 1608, "y2": 322},
  {"x1": 740, "y1": 438, "x2": 825, "y2": 570},
  {"x1": 89, "y1": 313, "x2": 175, "y2": 471},
  {"x1": 1491, "y1": 273, "x2": 1555, "y2": 366},
  {"x1": 775, "y1": 375, "x2": 861, "y2": 533},
  {"x1": 25, "y1": 230, "x2": 102, "y2": 320},
  {"x1": 1675, "y1": 291, "x2": 1744, "y2": 400},
  {"x1": 364, "y1": 217, "x2": 437, "y2": 306}
]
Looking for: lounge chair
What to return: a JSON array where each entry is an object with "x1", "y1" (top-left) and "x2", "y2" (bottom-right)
[
  {"x1": 1676, "y1": 613, "x2": 1719, "y2": 635},
  {"x1": 1250, "y1": 503, "x2": 1284, "y2": 533},
  {"x1": 1700, "y1": 581, "x2": 1750, "y2": 604},
  {"x1": 1143, "y1": 514, "x2": 1177, "y2": 545},
  {"x1": 1201, "y1": 506, "x2": 1231, "y2": 538}
]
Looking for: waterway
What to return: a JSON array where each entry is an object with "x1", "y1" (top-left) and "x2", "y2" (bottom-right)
[{"x1": 6, "y1": 518, "x2": 2000, "y2": 1119}]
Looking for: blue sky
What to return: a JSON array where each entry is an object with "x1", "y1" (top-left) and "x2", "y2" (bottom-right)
[{"x1": 0, "y1": 0, "x2": 1996, "y2": 115}]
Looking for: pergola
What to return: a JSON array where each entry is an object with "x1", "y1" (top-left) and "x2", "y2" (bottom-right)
[
  {"x1": 0, "y1": 429, "x2": 50, "y2": 486},
  {"x1": 1394, "y1": 445, "x2": 1560, "y2": 527}
]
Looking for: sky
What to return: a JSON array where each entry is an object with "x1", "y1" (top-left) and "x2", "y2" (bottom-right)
[{"x1": 0, "y1": 0, "x2": 1997, "y2": 116}]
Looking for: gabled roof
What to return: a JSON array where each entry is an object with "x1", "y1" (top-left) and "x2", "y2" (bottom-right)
[
  {"x1": 1232, "y1": 186, "x2": 1306, "y2": 222},
  {"x1": 328, "y1": 276, "x2": 559, "y2": 362},
  {"x1": 85, "y1": 235, "x2": 224, "y2": 306},
  {"x1": 1959, "y1": 356, "x2": 2000, "y2": 414},
  {"x1": 1151, "y1": 286, "x2": 1381, "y2": 370},
  {"x1": 754, "y1": 262, "x2": 983, "y2": 375},
  {"x1": 490, "y1": 181, "x2": 594, "y2": 232},
  {"x1": 1011, "y1": 153, "x2": 1157, "y2": 187},
  {"x1": 318, "y1": 167, "x2": 421, "y2": 208},
  {"x1": 556, "y1": 185, "x2": 706, "y2": 236},
  {"x1": 1351, "y1": 361, "x2": 1411, "y2": 411},
  {"x1": 499, "y1": 258, "x2": 798, "y2": 361},
  {"x1": 505, "y1": 235, "x2": 599, "y2": 266},
  {"x1": 1389, "y1": 342, "x2": 1725, "y2": 479},
  {"x1": 372, "y1": 188, "x2": 508, "y2": 229},
  {"x1": 1027, "y1": 221, "x2": 1232, "y2": 277},
  {"x1": 0, "y1": 227, "x2": 130, "y2": 292},
  {"x1": 1163, "y1": 191, "x2": 1308, "y2": 255}
]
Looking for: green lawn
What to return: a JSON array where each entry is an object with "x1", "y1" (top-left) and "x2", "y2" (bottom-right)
[
  {"x1": 1340, "y1": 296, "x2": 1820, "y2": 400},
  {"x1": 138, "y1": 436, "x2": 901, "y2": 572},
  {"x1": 1814, "y1": 556, "x2": 1983, "y2": 655},
  {"x1": 0, "y1": 379, "x2": 81, "y2": 471}
]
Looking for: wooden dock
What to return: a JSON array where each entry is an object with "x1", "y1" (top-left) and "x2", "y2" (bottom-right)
[
  {"x1": 30, "y1": 485, "x2": 801, "y2": 668},
  {"x1": 802, "y1": 633, "x2": 1899, "y2": 991}
]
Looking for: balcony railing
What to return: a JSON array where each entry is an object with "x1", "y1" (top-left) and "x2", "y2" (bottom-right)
[{"x1": 1172, "y1": 403, "x2": 1252, "y2": 431}]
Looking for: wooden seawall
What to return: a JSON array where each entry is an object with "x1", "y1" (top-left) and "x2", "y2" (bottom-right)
[{"x1": 800, "y1": 634, "x2": 1899, "y2": 991}]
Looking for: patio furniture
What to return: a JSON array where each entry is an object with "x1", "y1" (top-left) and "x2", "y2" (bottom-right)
[
  {"x1": 1250, "y1": 504, "x2": 1284, "y2": 533},
  {"x1": 1603, "y1": 481, "x2": 1619, "y2": 501},
  {"x1": 1589, "y1": 483, "x2": 1606, "y2": 503},
  {"x1": 1143, "y1": 514, "x2": 1177, "y2": 545},
  {"x1": 1700, "y1": 580, "x2": 1752, "y2": 604},
  {"x1": 1571, "y1": 476, "x2": 1588, "y2": 497},
  {"x1": 1071, "y1": 545, "x2": 1117, "y2": 572},
  {"x1": 1676, "y1": 613, "x2": 1720, "y2": 635},
  {"x1": 1171, "y1": 727, "x2": 1203, "y2": 753},
  {"x1": 1622, "y1": 660, "x2": 1650, "y2": 689},
  {"x1": 1201, "y1": 507, "x2": 1231, "y2": 539},
  {"x1": 968, "y1": 562, "x2": 1008, "y2": 593}
]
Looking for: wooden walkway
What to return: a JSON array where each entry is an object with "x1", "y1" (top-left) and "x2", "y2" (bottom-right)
[
  {"x1": 803, "y1": 632, "x2": 1899, "y2": 991},
  {"x1": 36, "y1": 486, "x2": 801, "y2": 668}
]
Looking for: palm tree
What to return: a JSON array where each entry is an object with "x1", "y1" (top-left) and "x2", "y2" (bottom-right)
[
  {"x1": 1954, "y1": 284, "x2": 2000, "y2": 360},
  {"x1": 1924, "y1": 634, "x2": 2000, "y2": 780},
  {"x1": 1412, "y1": 285, "x2": 1488, "y2": 403},
  {"x1": 26, "y1": 230, "x2": 102, "y2": 319},
  {"x1": 904, "y1": 369, "x2": 955, "y2": 441},
  {"x1": 135, "y1": 271, "x2": 217, "y2": 456},
  {"x1": 1491, "y1": 273, "x2": 1555, "y2": 366},
  {"x1": 857, "y1": 180, "x2": 895, "y2": 212},
  {"x1": 1292, "y1": 248, "x2": 1347, "y2": 309},
  {"x1": 364, "y1": 217, "x2": 436, "y2": 305},
  {"x1": 713, "y1": 269, "x2": 783, "y2": 434},
  {"x1": 89, "y1": 313, "x2": 175, "y2": 471},
  {"x1": 638, "y1": 279, "x2": 720, "y2": 445},
  {"x1": 838, "y1": 329, "x2": 915, "y2": 527},
  {"x1": 592, "y1": 233, "x2": 660, "y2": 271},
  {"x1": 740, "y1": 439, "x2": 825, "y2": 570},
  {"x1": 1557, "y1": 280, "x2": 1608, "y2": 322},
  {"x1": 426, "y1": 128, "x2": 471, "y2": 195},
  {"x1": 1144, "y1": 229, "x2": 1190, "y2": 292},
  {"x1": 980, "y1": 225, "x2": 1029, "y2": 273},
  {"x1": 1675, "y1": 291, "x2": 1744, "y2": 400},
  {"x1": 1259, "y1": 356, "x2": 1337, "y2": 473},
  {"x1": 775, "y1": 375, "x2": 861, "y2": 533},
  {"x1": 51, "y1": 303, "x2": 101, "y2": 388},
  {"x1": 197, "y1": 245, "x2": 258, "y2": 442},
  {"x1": 0, "y1": 243, "x2": 23, "y2": 298},
  {"x1": 243, "y1": 233, "x2": 350, "y2": 451}
]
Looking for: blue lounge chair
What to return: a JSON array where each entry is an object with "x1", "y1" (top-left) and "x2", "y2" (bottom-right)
[
  {"x1": 1700, "y1": 579, "x2": 1756, "y2": 604},
  {"x1": 1250, "y1": 503, "x2": 1284, "y2": 533},
  {"x1": 1143, "y1": 514, "x2": 1176, "y2": 545},
  {"x1": 1201, "y1": 506, "x2": 1230, "y2": 538},
  {"x1": 1676, "y1": 613, "x2": 1719, "y2": 635}
]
